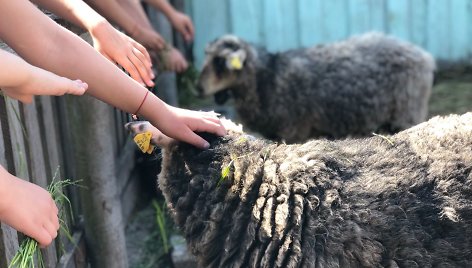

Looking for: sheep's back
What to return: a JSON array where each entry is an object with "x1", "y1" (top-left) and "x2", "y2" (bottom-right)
[
  {"x1": 159, "y1": 113, "x2": 472, "y2": 267},
  {"x1": 256, "y1": 32, "x2": 435, "y2": 140}
]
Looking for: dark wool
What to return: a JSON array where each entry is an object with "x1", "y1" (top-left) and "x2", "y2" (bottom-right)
[
  {"x1": 159, "y1": 113, "x2": 472, "y2": 268},
  {"x1": 197, "y1": 32, "x2": 435, "y2": 142}
]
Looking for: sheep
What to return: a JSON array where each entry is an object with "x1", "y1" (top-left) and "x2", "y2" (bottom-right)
[
  {"x1": 126, "y1": 112, "x2": 472, "y2": 268},
  {"x1": 197, "y1": 32, "x2": 435, "y2": 143}
]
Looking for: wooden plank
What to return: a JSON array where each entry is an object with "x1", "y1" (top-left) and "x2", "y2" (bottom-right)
[
  {"x1": 22, "y1": 100, "x2": 58, "y2": 267},
  {"x1": 427, "y1": 0, "x2": 451, "y2": 60},
  {"x1": 229, "y1": 0, "x2": 263, "y2": 44},
  {"x1": 147, "y1": 8, "x2": 179, "y2": 106},
  {"x1": 386, "y1": 0, "x2": 410, "y2": 40},
  {"x1": 370, "y1": 0, "x2": 387, "y2": 31},
  {"x1": 0, "y1": 96, "x2": 19, "y2": 268},
  {"x1": 56, "y1": 230, "x2": 87, "y2": 268},
  {"x1": 35, "y1": 96, "x2": 62, "y2": 180},
  {"x1": 261, "y1": 0, "x2": 299, "y2": 51},
  {"x1": 65, "y1": 95, "x2": 128, "y2": 267},
  {"x1": 469, "y1": 0, "x2": 472, "y2": 59},
  {"x1": 348, "y1": 0, "x2": 371, "y2": 35},
  {"x1": 409, "y1": 0, "x2": 427, "y2": 48},
  {"x1": 0, "y1": 223, "x2": 18, "y2": 268},
  {"x1": 322, "y1": 0, "x2": 349, "y2": 43},
  {"x1": 4, "y1": 98, "x2": 29, "y2": 179},
  {"x1": 298, "y1": 0, "x2": 323, "y2": 47},
  {"x1": 191, "y1": 0, "x2": 230, "y2": 67},
  {"x1": 450, "y1": 0, "x2": 470, "y2": 60}
]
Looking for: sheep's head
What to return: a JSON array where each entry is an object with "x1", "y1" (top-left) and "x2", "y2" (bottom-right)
[{"x1": 197, "y1": 35, "x2": 253, "y2": 104}]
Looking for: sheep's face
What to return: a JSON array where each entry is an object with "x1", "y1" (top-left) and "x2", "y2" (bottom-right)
[{"x1": 197, "y1": 35, "x2": 250, "y2": 104}]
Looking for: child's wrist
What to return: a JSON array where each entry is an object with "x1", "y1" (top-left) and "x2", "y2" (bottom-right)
[{"x1": 87, "y1": 18, "x2": 109, "y2": 36}]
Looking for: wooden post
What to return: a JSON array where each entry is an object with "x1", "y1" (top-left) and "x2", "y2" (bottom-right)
[
  {"x1": 62, "y1": 94, "x2": 128, "y2": 267},
  {"x1": 0, "y1": 96, "x2": 19, "y2": 268},
  {"x1": 146, "y1": 2, "x2": 179, "y2": 106},
  {"x1": 22, "y1": 100, "x2": 58, "y2": 267}
]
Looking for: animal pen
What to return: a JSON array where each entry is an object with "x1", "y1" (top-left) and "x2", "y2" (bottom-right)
[
  {"x1": 1, "y1": 0, "x2": 472, "y2": 268},
  {"x1": 0, "y1": 2, "x2": 184, "y2": 267}
]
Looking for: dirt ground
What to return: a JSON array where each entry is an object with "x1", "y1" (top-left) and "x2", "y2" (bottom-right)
[{"x1": 126, "y1": 67, "x2": 472, "y2": 268}]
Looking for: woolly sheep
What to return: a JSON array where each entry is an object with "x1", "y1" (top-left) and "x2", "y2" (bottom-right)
[
  {"x1": 197, "y1": 32, "x2": 435, "y2": 142},
  {"x1": 127, "y1": 112, "x2": 472, "y2": 268}
]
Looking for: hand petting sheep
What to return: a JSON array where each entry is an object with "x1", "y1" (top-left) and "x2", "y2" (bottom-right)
[
  {"x1": 127, "y1": 112, "x2": 472, "y2": 268},
  {"x1": 197, "y1": 32, "x2": 435, "y2": 143}
]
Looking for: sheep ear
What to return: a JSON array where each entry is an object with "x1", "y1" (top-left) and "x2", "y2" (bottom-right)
[{"x1": 226, "y1": 50, "x2": 246, "y2": 70}]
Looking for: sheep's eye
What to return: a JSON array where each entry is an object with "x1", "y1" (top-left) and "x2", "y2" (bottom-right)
[{"x1": 213, "y1": 57, "x2": 227, "y2": 71}]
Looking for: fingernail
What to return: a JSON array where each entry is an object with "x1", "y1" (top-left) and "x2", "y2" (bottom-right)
[
  {"x1": 150, "y1": 72, "x2": 155, "y2": 79},
  {"x1": 148, "y1": 80, "x2": 155, "y2": 86},
  {"x1": 203, "y1": 141, "x2": 210, "y2": 149}
]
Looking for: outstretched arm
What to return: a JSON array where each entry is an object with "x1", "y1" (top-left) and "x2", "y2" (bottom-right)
[
  {"x1": 85, "y1": 0, "x2": 166, "y2": 51},
  {"x1": 0, "y1": 0, "x2": 225, "y2": 148},
  {"x1": 142, "y1": 0, "x2": 194, "y2": 42},
  {"x1": 0, "y1": 49, "x2": 87, "y2": 103},
  {"x1": 31, "y1": 0, "x2": 155, "y2": 87},
  {"x1": 115, "y1": 0, "x2": 189, "y2": 72}
]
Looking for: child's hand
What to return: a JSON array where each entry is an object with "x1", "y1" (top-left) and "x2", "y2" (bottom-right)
[
  {"x1": 91, "y1": 21, "x2": 154, "y2": 87},
  {"x1": 153, "y1": 105, "x2": 226, "y2": 149},
  {"x1": 168, "y1": 11, "x2": 194, "y2": 43},
  {"x1": 130, "y1": 26, "x2": 166, "y2": 52},
  {"x1": 160, "y1": 47, "x2": 188, "y2": 73},
  {"x1": 0, "y1": 169, "x2": 59, "y2": 247},
  {"x1": 1, "y1": 66, "x2": 87, "y2": 104}
]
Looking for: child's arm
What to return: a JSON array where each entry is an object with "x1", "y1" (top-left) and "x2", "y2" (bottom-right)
[
  {"x1": 143, "y1": 0, "x2": 194, "y2": 42},
  {"x1": 0, "y1": 0, "x2": 225, "y2": 148},
  {"x1": 31, "y1": 0, "x2": 155, "y2": 87},
  {"x1": 0, "y1": 49, "x2": 87, "y2": 103},
  {"x1": 85, "y1": 0, "x2": 166, "y2": 51},
  {"x1": 0, "y1": 165, "x2": 59, "y2": 247}
]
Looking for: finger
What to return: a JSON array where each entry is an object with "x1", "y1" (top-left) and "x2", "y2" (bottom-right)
[
  {"x1": 121, "y1": 57, "x2": 146, "y2": 87},
  {"x1": 192, "y1": 118, "x2": 227, "y2": 136},
  {"x1": 36, "y1": 227, "x2": 54, "y2": 248},
  {"x1": 65, "y1": 79, "x2": 88, "y2": 96},
  {"x1": 181, "y1": 128, "x2": 210, "y2": 149},
  {"x1": 130, "y1": 49, "x2": 154, "y2": 87},
  {"x1": 50, "y1": 201, "x2": 60, "y2": 230},
  {"x1": 133, "y1": 41, "x2": 152, "y2": 67},
  {"x1": 202, "y1": 114, "x2": 223, "y2": 125},
  {"x1": 182, "y1": 59, "x2": 189, "y2": 71},
  {"x1": 43, "y1": 220, "x2": 58, "y2": 240},
  {"x1": 185, "y1": 23, "x2": 194, "y2": 42},
  {"x1": 153, "y1": 36, "x2": 166, "y2": 50}
]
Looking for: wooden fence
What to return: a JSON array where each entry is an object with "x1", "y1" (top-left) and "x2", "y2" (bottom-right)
[
  {"x1": 0, "y1": 2, "x2": 183, "y2": 266},
  {"x1": 186, "y1": 0, "x2": 472, "y2": 68}
]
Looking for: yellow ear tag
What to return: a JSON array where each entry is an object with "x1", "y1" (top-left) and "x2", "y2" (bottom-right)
[
  {"x1": 133, "y1": 131, "x2": 153, "y2": 153},
  {"x1": 146, "y1": 144, "x2": 155, "y2": 154},
  {"x1": 230, "y1": 56, "x2": 242, "y2": 70}
]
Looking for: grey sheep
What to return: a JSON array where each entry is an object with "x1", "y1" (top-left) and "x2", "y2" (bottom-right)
[
  {"x1": 197, "y1": 32, "x2": 435, "y2": 142},
  {"x1": 127, "y1": 112, "x2": 472, "y2": 268}
]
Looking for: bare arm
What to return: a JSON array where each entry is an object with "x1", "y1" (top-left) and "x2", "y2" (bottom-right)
[
  {"x1": 0, "y1": 49, "x2": 87, "y2": 103},
  {"x1": 85, "y1": 0, "x2": 166, "y2": 50},
  {"x1": 142, "y1": 0, "x2": 194, "y2": 42},
  {"x1": 116, "y1": 0, "x2": 153, "y2": 29},
  {"x1": 0, "y1": 0, "x2": 225, "y2": 148},
  {"x1": 30, "y1": 0, "x2": 155, "y2": 87}
]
